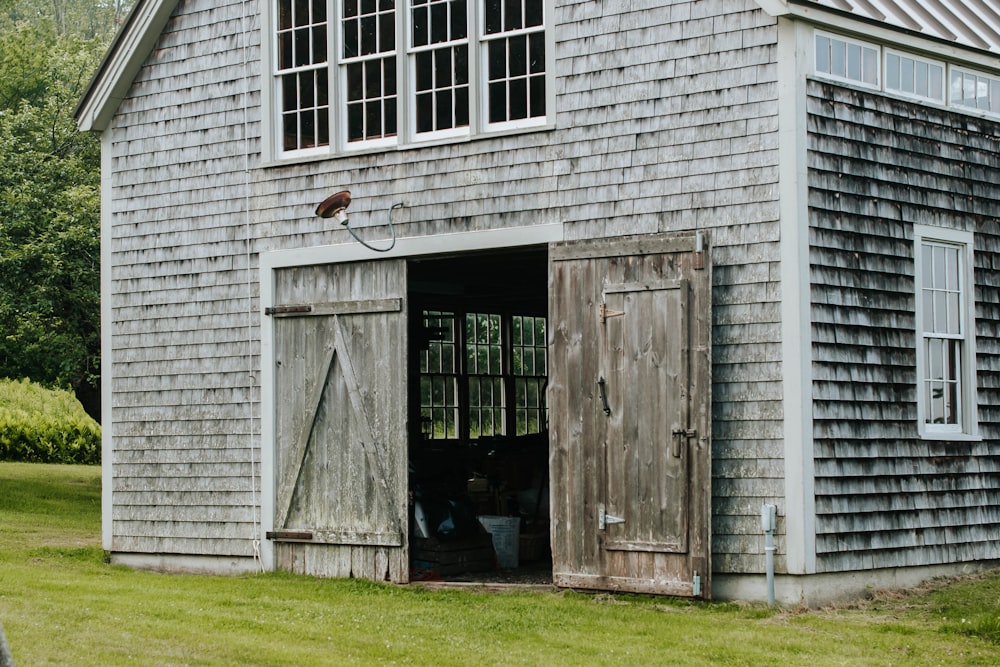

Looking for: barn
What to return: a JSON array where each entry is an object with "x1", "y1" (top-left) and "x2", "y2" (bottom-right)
[{"x1": 75, "y1": 0, "x2": 1000, "y2": 604}]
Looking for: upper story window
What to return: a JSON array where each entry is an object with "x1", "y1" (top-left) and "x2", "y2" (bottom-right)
[
  {"x1": 885, "y1": 49, "x2": 944, "y2": 103},
  {"x1": 814, "y1": 32, "x2": 879, "y2": 88},
  {"x1": 950, "y1": 66, "x2": 1000, "y2": 114},
  {"x1": 273, "y1": 0, "x2": 548, "y2": 159},
  {"x1": 914, "y1": 226, "x2": 979, "y2": 440},
  {"x1": 813, "y1": 30, "x2": 1000, "y2": 119}
]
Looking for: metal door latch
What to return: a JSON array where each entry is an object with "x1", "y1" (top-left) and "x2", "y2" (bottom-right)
[
  {"x1": 671, "y1": 428, "x2": 697, "y2": 458},
  {"x1": 598, "y1": 506, "x2": 626, "y2": 530}
]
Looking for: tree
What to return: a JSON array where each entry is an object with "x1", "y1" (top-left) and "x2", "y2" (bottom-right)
[
  {"x1": 0, "y1": 23, "x2": 105, "y2": 421},
  {"x1": 0, "y1": 0, "x2": 132, "y2": 40}
]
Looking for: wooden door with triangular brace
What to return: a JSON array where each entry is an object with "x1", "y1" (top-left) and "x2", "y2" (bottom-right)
[
  {"x1": 268, "y1": 260, "x2": 409, "y2": 583},
  {"x1": 549, "y1": 233, "x2": 712, "y2": 597}
]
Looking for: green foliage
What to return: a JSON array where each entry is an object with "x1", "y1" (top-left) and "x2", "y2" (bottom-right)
[
  {"x1": 0, "y1": 0, "x2": 133, "y2": 41},
  {"x1": 0, "y1": 378, "x2": 99, "y2": 463},
  {"x1": 0, "y1": 20, "x2": 106, "y2": 418}
]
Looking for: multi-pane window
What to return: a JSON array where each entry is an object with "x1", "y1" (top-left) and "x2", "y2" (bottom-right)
[
  {"x1": 410, "y1": 0, "x2": 469, "y2": 136},
  {"x1": 511, "y1": 315, "x2": 547, "y2": 436},
  {"x1": 466, "y1": 313, "x2": 504, "y2": 438},
  {"x1": 484, "y1": 0, "x2": 546, "y2": 125},
  {"x1": 950, "y1": 66, "x2": 1000, "y2": 115},
  {"x1": 914, "y1": 227, "x2": 978, "y2": 438},
  {"x1": 419, "y1": 311, "x2": 459, "y2": 439},
  {"x1": 812, "y1": 31, "x2": 1000, "y2": 119},
  {"x1": 273, "y1": 0, "x2": 547, "y2": 157},
  {"x1": 418, "y1": 308, "x2": 547, "y2": 442},
  {"x1": 885, "y1": 50, "x2": 944, "y2": 102},
  {"x1": 277, "y1": 0, "x2": 330, "y2": 152},
  {"x1": 814, "y1": 32, "x2": 879, "y2": 88},
  {"x1": 342, "y1": 0, "x2": 398, "y2": 143}
]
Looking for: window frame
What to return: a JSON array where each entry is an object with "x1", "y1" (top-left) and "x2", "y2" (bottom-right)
[
  {"x1": 267, "y1": 0, "x2": 552, "y2": 161},
  {"x1": 913, "y1": 225, "x2": 980, "y2": 441},
  {"x1": 883, "y1": 48, "x2": 945, "y2": 104},
  {"x1": 416, "y1": 305, "x2": 548, "y2": 443},
  {"x1": 813, "y1": 30, "x2": 881, "y2": 90},
  {"x1": 949, "y1": 64, "x2": 1000, "y2": 118}
]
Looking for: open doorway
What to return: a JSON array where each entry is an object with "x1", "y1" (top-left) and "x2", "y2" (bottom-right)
[{"x1": 406, "y1": 247, "x2": 551, "y2": 584}]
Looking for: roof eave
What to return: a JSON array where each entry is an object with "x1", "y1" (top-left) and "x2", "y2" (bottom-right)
[{"x1": 74, "y1": 0, "x2": 181, "y2": 133}]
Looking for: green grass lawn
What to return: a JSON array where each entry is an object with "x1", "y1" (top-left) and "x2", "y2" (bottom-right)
[{"x1": 0, "y1": 462, "x2": 998, "y2": 666}]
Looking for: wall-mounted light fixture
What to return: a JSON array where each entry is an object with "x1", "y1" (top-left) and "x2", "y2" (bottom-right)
[
  {"x1": 315, "y1": 190, "x2": 351, "y2": 224},
  {"x1": 315, "y1": 190, "x2": 401, "y2": 253}
]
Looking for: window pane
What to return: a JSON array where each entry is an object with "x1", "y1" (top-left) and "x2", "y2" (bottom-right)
[
  {"x1": 412, "y1": 6, "x2": 428, "y2": 46},
  {"x1": 431, "y1": 1, "x2": 448, "y2": 43},
  {"x1": 525, "y1": 0, "x2": 542, "y2": 27},
  {"x1": 886, "y1": 53, "x2": 899, "y2": 89},
  {"x1": 488, "y1": 39, "x2": 505, "y2": 81},
  {"x1": 816, "y1": 35, "x2": 830, "y2": 73},
  {"x1": 901, "y1": 56, "x2": 914, "y2": 92},
  {"x1": 847, "y1": 43, "x2": 861, "y2": 81},
  {"x1": 862, "y1": 46, "x2": 877, "y2": 85},
  {"x1": 485, "y1": 0, "x2": 501, "y2": 34},
  {"x1": 509, "y1": 34, "x2": 527, "y2": 77},
  {"x1": 929, "y1": 64, "x2": 943, "y2": 100},
  {"x1": 504, "y1": 0, "x2": 520, "y2": 30},
  {"x1": 451, "y1": 0, "x2": 467, "y2": 38},
  {"x1": 347, "y1": 63, "x2": 363, "y2": 101},
  {"x1": 489, "y1": 81, "x2": 506, "y2": 122},
  {"x1": 831, "y1": 39, "x2": 845, "y2": 77},
  {"x1": 915, "y1": 60, "x2": 928, "y2": 96},
  {"x1": 279, "y1": 0, "x2": 293, "y2": 30},
  {"x1": 510, "y1": 78, "x2": 527, "y2": 119},
  {"x1": 530, "y1": 75, "x2": 545, "y2": 116}
]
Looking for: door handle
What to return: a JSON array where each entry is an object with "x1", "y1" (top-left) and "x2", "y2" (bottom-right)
[{"x1": 597, "y1": 376, "x2": 611, "y2": 415}]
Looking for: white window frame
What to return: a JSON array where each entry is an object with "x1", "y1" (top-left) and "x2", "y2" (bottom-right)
[
  {"x1": 268, "y1": 0, "x2": 551, "y2": 161},
  {"x1": 949, "y1": 64, "x2": 1000, "y2": 117},
  {"x1": 913, "y1": 225, "x2": 980, "y2": 441},
  {"x1": 813, "y1": 31, "x2": 880, "y2": 90},
  {"x1": 884, "y1": 49, "x2": 945, "y2": 103}
]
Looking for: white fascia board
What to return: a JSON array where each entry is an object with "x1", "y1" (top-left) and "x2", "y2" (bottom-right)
[{"x1": 75, "y1": 0, "x2": 181, "y2": 132}]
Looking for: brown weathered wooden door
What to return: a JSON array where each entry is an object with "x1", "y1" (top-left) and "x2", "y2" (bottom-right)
[
  {"x1": 269, "y1": 260, "x2": 409, "y2": 583},
  {"x1": 549, "y1": 233, "x2": 711, "y2": 597}
]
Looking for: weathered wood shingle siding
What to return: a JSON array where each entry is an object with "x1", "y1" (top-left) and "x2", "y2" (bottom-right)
[
  {"x1": 108, "y1": 0, "x2": 784, "y2": 571},
  {"x1": 806, "y1": 78, "x2": 1000, "y2": 572},
  {"x1": 108, "y1": 0, "x2": 261, "y2": 557}
]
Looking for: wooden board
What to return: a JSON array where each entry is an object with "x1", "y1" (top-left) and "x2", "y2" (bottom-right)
[
  {"x1": 271, "y1": 260, "x2": 409, "y2": 582},
  {"x1": 548, "y1": 232, "x2": 712, "y2": 597}
]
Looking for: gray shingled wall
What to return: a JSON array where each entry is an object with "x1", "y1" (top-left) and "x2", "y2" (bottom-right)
[
  {"x1": 806, "y1": 78, "x2": 1000, "y2": 572},
  {"x1": 106, "y1": 0, "x2": 784, "y2": 573}
]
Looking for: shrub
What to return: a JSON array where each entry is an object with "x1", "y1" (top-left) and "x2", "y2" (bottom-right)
[{"x1": 0, "y1": 378, "x2": 100, "y2": 464}]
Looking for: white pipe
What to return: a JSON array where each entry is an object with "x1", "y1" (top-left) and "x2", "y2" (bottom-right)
[{"x1": 762, "y1": 504, "x2": 777, "y2": 605}]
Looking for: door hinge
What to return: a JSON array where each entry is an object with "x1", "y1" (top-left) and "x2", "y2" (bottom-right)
[
  {"x1": 598, "y1": 505, "x2": 626, "y2": 530},
  {"x1": 599, "y1": 302, "x2": 625, "y2": 323}
]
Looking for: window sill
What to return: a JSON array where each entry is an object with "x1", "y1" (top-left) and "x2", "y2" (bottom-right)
[
  {"x1": 917, "y1": 431, "x2": 983, "y2": 443},
  {"x1": 260, "y1": 120, "x2": 556, "y2": 170}
]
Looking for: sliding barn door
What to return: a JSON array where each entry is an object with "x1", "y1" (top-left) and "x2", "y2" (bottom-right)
[
  {"x1": 549, "y1": 233, "x2": 712, "y2": 597},
  {"x1": 269, "y1": 260, "x2": 409, "y2": 583}
]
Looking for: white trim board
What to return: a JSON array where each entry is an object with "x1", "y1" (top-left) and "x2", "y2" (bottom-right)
[{"x1": 777, "y1": 18, "x2": 817, "y2": 575}]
